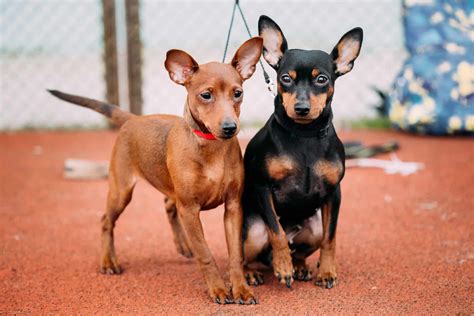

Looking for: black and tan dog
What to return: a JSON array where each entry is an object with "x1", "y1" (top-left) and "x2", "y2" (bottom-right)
[
  {"x1": 49, "y1": 37, "x2": 263, "y2": 304},
  {"x1": 242, "y1": 16, "x2": 363, "y2": 289}
]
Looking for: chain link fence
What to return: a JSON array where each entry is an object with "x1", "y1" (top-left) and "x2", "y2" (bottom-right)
[
  {"x1": 0, "y1": 0, "x2": 406, "y2": 131},
  {"x1": 0, "y1": 0, "x2": 107, "y2": 130}
]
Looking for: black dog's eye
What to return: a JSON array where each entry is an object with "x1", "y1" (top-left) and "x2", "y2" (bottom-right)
[
  {"x1": 200, "y1": 92, "x2": 212, "y2": 100},
  {"x1": 280, "y1": 74, "x2": 292, "y2": 85},
  {"x1": 315, "y1": 75, "x2": 329, "y2": 86},
  {"x1": 234, "y1": 90, "x2": 243, "y2": 98}
]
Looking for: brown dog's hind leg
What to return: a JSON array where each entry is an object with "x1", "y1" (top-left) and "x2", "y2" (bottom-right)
[
  {"x1": 164, "y1": 197, "x2": 193, "y2": 258},
  {"x1": 100, "y1": 151, "x2": 136, "y2": 275}
]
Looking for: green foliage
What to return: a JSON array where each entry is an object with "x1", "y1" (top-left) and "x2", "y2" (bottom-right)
[{"x1": 350, "y1": 117, "x2": 392, "y2": 130}]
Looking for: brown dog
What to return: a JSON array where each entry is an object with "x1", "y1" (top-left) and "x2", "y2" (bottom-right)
[{"x1": 49, "y1": 37, "x2": 263, "y2": 304}]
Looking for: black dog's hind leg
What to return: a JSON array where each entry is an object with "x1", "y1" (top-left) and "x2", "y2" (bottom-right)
[
  {"x1": 289, "y1": 211, "x2": 324, "y2": 281},
  {"x1": 243, "y1": 214, "x2": 269, "y2": 286}
]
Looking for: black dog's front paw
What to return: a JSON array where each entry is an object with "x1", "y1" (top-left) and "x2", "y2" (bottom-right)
[
  {"x1": 315, "y1": 264, "x2": 337, "y2": 289},
  {"x1": 273, "y1": 251, "x2": 294, "y2": 288}
]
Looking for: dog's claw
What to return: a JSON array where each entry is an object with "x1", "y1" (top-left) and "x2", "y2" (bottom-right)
[
  {"x1": 293, "y1": 265, "x2": 312, "y2": 281},
  {"x1": 256, "y1": 273, "x2": 264, "y2": 284},
  {"x1": 275, "y1": 271, "x2": 293, "y2": 288},
  {"x1": 100, "y1": 265, "x2": 122, "y2": 275},
  {"x1": 326, "y1": 278, "x2": 334, "y2": 289},
  {"x1": 210, "y1": 287, "x2": 231, "y2": 305},
  {"x1": 245, "y1": 270, "x2": 264, "y2": 286},
  {"x1": 100, "y1": 257, "x2": 122, "y2": 275},
  {"x1": 231, "y1": 283, "x2": 258, "y2": 305},
  {"x1": 272, "y1": 251, "x2": 294, "y2": 288},
  {"x1": 315, "y1": 275, "x2": 337, "y2": 289},
  {"x1": 224, "y1": 297, "x2": 233, "y2": 304}
]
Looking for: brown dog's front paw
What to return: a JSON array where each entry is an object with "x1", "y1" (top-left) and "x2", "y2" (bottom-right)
[
  {"x1": 272, "y1": 251, "x2": 294, "y2": 288},
  {"x1": 209, "y1": 286, "x2": 233, "y2": 305},
  {"x1": 293, "y1": 263, "x2": 312, "y2": 281},
  {"x1": 232, "y1": 284, "x2": 258, "y2": 305},
  {"x1": 100, "y1": 256, "x2": 122, "y2": 275},
  {"x1": 315, "y1": 264, "x2": 337, "y2": 289},
  {"x1": 245, "y1": 269, "x2": 264, "y2": 286}
]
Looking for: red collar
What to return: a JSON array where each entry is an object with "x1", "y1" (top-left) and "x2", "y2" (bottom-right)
[{"x1": 193, "y1": 129, "x2": 217, "y2": 140}]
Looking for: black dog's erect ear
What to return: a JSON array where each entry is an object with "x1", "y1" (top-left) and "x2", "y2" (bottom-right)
[
  {"x1": 330, "y1": 27, "x2": 363, "y2": 77},
  {"x1": 258, "y1": 15, "x2": 288, "y2": 70},
  {"x1": 231, "y1": 37, "x2": 263, "y2": 81},
  {"x1": 164, "y1": 50, "x2": 199, "y2": 85}
]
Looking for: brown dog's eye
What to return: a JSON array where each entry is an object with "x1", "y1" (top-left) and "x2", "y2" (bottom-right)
[
  {"x1": 315, "y1": 75, "x2": 329, "y2": 86},
  {"x1": 280, "y1": 74, "x2": 292, "y2": 85},
  {"x1": 200, "y1": 92, "x2": 212, "y2": 100},
  {"x1": 234, "y1": 90, "x2": 243, "y2": 99}
]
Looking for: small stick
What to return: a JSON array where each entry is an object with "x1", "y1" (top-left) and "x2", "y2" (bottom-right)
[{"x1": 64, "y1": 159, "x2": 109, "y2": 180}]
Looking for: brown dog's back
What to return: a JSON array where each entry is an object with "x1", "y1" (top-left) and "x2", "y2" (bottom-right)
[{"x1": 119, "y1": 114, "x2": 180, "y2": 196}]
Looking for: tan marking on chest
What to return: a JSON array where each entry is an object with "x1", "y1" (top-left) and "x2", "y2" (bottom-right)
[
  {"x1": 266, "y1": 156, "x2": 295, "y2": 180},
  {"x1": 314, "y1": 160, "x2": 343, "y2": 185}
]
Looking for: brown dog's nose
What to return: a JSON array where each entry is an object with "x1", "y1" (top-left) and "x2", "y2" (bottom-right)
[
  {"x1": 294, "y1": 103, "x2": 310, "y2": 116},
  {"x1": 222, "y1": 121, "x2": 237, "y2": 138}
]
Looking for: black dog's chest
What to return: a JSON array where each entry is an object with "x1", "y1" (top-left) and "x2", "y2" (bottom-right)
[{"x1": 267, "y1": 152, "x2": 343, "y2": 219}]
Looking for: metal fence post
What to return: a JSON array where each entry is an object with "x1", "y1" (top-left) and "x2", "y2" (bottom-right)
[
  {"x1": 102, "y1": 0, "x2": 120, "y2": 106},
  {"x1": 125, "y1": 0, "x2": 143, "y2": 115}
]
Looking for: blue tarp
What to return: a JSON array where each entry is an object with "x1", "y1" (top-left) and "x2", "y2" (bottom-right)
[{"x1": 388, "y1": 0, "x2": 473, "y2": 135}]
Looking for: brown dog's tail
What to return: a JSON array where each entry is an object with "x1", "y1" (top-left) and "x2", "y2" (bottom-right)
[{"x1": 48, "y1": 90, "x2": 134, "y2": 127}]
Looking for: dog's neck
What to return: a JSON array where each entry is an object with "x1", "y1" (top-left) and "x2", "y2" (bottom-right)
[
  {"x1": 184, "y1": 98, "x2": 223, "y2": 141},
  {"x1": 183, "y1": 98, "x2": 211, "y2": 134},
  {"x1": 273, "y1": 95, "x2": 332, "y2": 138}
]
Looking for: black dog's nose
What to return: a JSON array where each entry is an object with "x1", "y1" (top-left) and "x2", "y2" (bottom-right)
[
  {"x1": 294, "y1": 103, "x2": 310, "y2": 116},
  {"x1": 222, "y1": 121, "x2": 237, "y2": 137}
]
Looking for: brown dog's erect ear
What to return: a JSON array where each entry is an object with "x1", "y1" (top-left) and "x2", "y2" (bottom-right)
[
  {"x1": 231, "y1": 37, "x2": 263, "y2": 81},
  {"x1": 330, "y1": 27, "x2": 363, "y2": 77},
  {"x1": 258, "y1": 15, "x2": 288, "y2": 70},
  {"x1": 164, "y1": 50, "x2": 199, "y2": 85}
]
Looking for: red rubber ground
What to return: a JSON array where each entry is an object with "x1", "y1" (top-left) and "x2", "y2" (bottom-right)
[{"x1": 1, "y1": 130, "x2": 473, "y2": 314}]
